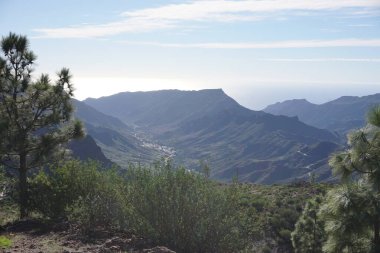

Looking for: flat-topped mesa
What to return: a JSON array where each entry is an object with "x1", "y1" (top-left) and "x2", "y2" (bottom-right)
[
  {"x1": 82, "y1": 88, "x2": 339, "y2": 183},
  {"x1": 84, "y1": 89, "x2": 246, "y2": 127}
]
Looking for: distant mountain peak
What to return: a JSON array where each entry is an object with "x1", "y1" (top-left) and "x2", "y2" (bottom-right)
[
  {"x1": 263, "y1": 98, "x2": 317, "y2": 117},
  {"x1": 290, "y1": 98, "x2": 312, "y2": 103},
  {"x1": 263, "y1": 92, "x2": 380, "y2": 134},
  {"x1": 272, "y1": 98, "x2": 314, "y2": 106}
]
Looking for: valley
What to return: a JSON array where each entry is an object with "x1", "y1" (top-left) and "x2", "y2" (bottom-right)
[
  {"x1": 1, "y1": 2, "x2": 379, "y2": 250},
  {"x1": 68, "y1": 89, "x2": 377, "y2": 184}
]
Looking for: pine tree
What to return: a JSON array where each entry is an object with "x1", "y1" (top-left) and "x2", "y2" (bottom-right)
[
  {"x1": 291, "y1": 196, "x2": 325, "y2": 253},
  {"x1": 325, "y1": 105, "x2": 380, "y2": 252},
  {"x1": 0, "y1": 33, "x2": 84, "y2": 218},
  {"x1": 319, "y1": 184, "x2": 372, "y2": 253}
]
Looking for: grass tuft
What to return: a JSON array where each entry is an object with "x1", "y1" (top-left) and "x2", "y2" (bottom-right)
[{"x1": 0, "y1": 236, "x2": 12, "y2": 249}]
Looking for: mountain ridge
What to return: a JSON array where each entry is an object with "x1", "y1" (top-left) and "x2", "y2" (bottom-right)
[
  {"x1": 84, "y1": 89, "x2": 340, "y2": 183},
  {"x1": 263, "y1": 93, "x2": 380, "y2": 134}
]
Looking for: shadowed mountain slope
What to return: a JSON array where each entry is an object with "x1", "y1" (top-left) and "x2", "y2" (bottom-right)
[
  {"x1": 68, "y1": 135, "x2": 113, "y2": 167},
  {"x1": 73, "y1": 99, "x2": 129, "y2": 130},
  {"x1": 84, "y1": 89, "x2": 341, "y2": 183},
  {"x1": 72, "y1": 100, "x2": 169, "y2": 167}
]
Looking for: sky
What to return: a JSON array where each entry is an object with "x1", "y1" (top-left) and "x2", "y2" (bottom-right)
[{"x1": 1, "y1": 0, "x2": 380, "y2": 110}]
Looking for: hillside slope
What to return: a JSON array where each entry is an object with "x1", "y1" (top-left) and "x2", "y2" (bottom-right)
[
  {"x1": 85, "y1": 89, "x2": 340, "y2": 183},
  {"x1": 263, "y1": 93, "x2": 380, "y2": 134},
  {"x1": 73, "y1": 100, "x2": 170, "y2": 167},
  {"x1": 68, "y1": 135, "x2": 113, "y2": 167}
]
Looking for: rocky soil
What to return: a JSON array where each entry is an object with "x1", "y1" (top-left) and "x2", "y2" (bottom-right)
[{"x1": 0, "y1": 220, "x2": 175, "y2": 253}]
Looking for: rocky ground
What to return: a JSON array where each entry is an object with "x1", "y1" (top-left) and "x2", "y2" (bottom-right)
[{"x1": 0, "y1": 220, "x2": 175, "y2": 253}]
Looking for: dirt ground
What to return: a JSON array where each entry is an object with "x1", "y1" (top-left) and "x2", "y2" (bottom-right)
[{"x1": 0, "y1": 220, "x2": 174, "y2": 253}]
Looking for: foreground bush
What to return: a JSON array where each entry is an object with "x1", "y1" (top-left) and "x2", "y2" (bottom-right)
[
  {"x1": 0, "y1": 167, "x2": 18, "y2": 225},
  {"x1": 29, "y1": 161, "x2": 130, "y2": 233},
  {"x1": 27, "y1": 159, "x2": 330, "y2": 252},
  {"x1": 28, "y1": 160, "x2": 247, "y2": 252},
  {"x1": 126, "y1": 162, "x2": 244, "y2": 253}
]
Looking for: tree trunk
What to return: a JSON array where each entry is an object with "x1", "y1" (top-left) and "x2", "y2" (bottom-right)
[{"x1": 19, "y1": 153, "x2": 28, "y2": 219}]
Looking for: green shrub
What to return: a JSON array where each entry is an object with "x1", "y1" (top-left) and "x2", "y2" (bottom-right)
[
  {"x1": 0, "y1": 166, "x2": 16, "y2": 199},
  {"x1": 29, "y1": 161, "x2": 131, "y2": 232},
  {"x1": 250, "y1": 197, "x2": 266, "y2": 212},
  {"x1": 26, "y1": 159, "x2": 326, "y2": 252},
  {"x1": 29, "y1": 170, "x2": 68, "y2": 218},
  {"x1": 0, "y1": 236, "x2": 12, "y2": 249},
  {"x1": 261, "y1": 245, "x2": 272, "y2": 253},
  {"x1": 125, "y1": 161, "x2": 245, "y2": 253},
  {"x1": 0, "y1": 167, "x2": 5, "y2": 185},
  {"x1": 0, "y1": 167, "x2": 18, "y2": 225},
  {"x1": 278, "y1": 229, "x2": 292, "y2": 242},
  {"x1": 236, "y1": 183, "x2": 330, "y2": 252},
  {"x1": 67, "y1": 167, "x2": 130, "y2": 233}
]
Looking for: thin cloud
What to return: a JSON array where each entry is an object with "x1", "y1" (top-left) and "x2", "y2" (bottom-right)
[
  {"x1": 258, "y1": 58, "x2": 380, "y2": 62},
  {"x1": 119, "y1": 39, "x2": 380, "y2": 49},
  {"x1": 34, "y1": 0, "x2": 380, "y2": 38},
  {"x1": 122, "y1": 0, "x2": 380, "y2": 21},
  {"x1": 33, "y1": 19, "x2": 175, "y2": 39},
  {"x1": 348, "y1": 24, "x2": 375, "y2": 27}
]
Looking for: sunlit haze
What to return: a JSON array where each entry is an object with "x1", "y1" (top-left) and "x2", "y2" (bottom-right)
[{"x1": 1, "y1": 0, "x2": 380, "y2": 109}]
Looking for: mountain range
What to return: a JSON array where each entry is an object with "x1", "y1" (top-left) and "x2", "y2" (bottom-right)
[
  {"x1": 263, "y1": 93, "x2": 380, "y2": 135},
  {"x1": 83, "y1": 89, "x2": 342, "y2": 183}
]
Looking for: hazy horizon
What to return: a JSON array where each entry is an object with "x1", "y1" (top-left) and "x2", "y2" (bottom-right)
[
  {"x1": 79, "y1": 85, "x2": 380, "y2": 111},
  {"x1": 1, "y1": 0, "x2": 380, "y2": 110}
]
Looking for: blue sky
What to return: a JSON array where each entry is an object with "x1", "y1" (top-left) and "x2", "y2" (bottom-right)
[{"x1": 1, "y1": 0, "x2": 380, "y2": 109}]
